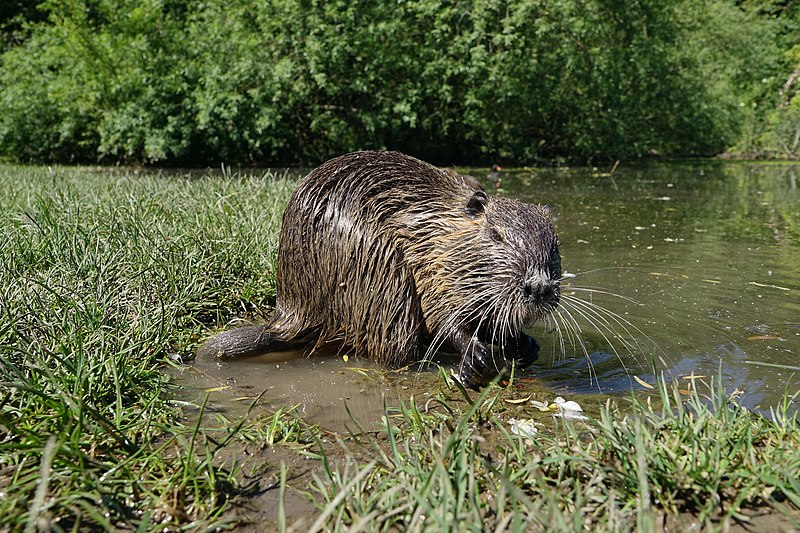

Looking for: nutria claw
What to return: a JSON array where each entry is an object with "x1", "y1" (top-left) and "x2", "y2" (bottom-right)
[
  {"x1": 507, "y1": 333, "x2": 541, "y2": 368},
  {"x1": 458, "y1": 341, "x2": 497, "y2": 389},
  {"x1": 456, "y1": 333, "x2": 540, "y2": 389}
]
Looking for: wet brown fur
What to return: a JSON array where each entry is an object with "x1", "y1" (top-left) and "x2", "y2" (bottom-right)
[{"x1": 197, "y1": 151, "x2": 561, "y2": 386}]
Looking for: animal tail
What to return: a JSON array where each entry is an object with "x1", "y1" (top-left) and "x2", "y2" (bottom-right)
[{"x1": 195, "y1": 325, "x2": 308, "y2": 361}]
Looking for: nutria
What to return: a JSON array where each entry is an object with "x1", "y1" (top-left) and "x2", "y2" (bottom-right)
[{"x1": 196, "y1": 150, "x2": 561, "y2": 389}]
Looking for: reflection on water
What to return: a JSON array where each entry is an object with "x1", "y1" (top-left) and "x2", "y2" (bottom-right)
[{"x1": 175, "y1": 161, "x2": 799, "y2": 425}]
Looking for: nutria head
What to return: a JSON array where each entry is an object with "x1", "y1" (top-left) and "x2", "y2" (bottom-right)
[
  {"x1": 407, "y1": 187, "x2": 561, "y2": 370},
  {"x1": 463, "y1": 190, "x2": 560, "y2": 339},
  {"x1": 471, "y1": 190, "x2": 560, "y2": 317}
]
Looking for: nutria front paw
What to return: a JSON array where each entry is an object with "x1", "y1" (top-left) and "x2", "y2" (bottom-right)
[
  {"x1": 509, "y1": 333, "x2": 540, "y2": 368},
  {"x1": 458, "y1": 342, "x2": 497, "y2": 390}
]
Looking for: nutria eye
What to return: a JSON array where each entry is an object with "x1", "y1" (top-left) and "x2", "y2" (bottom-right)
[{"x1": 489, "y1": 228, "x2": 504, "y2": 243}]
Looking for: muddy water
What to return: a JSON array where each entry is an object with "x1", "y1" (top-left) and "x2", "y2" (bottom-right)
[
  {"x1": 176, "y1": 162, "x2": 799, "y2": 428},
  {"x1": 174, "y1": 352, "x2": 452, "y2": 432}
]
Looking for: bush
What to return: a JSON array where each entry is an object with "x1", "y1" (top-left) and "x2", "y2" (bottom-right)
[{"x1": 0, "y1": 0, "x2": 794, "y2": 165}]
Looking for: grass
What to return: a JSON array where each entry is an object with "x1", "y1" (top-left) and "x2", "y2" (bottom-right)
[
  {"x1": 307, "y1": 374, "x2": 800, "y2": 532},
  {"x1": 0, "y1": 164, "x2": 298, "y2": 529},
  {"x1": 0, "y1": 164, "x2": 798, "y2": 531}
]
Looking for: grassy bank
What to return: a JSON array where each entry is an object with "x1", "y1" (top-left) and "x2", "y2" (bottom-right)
[
  {"x1": 0, "y1": 165, "x2": 296, "y2": 529},
  {"x1": 305, "y1": 375, "x2": 800, "y2": 531},
  {"x1": 1, "y1": 166, "x2": 798, "y2": 531}
]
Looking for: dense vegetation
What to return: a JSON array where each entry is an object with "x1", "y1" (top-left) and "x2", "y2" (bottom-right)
[{"x1": 1, "y1": 0, "x2": 798, "y2": 166}]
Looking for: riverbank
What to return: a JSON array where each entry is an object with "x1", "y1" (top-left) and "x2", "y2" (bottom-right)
[{"x1": 1, "y1": 165, "x2": 798, "y2": 531}]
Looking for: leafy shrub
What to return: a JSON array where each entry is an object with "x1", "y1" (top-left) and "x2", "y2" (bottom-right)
[{"x1": 0, "y1": 0, "x2": 795, "y2": 165}]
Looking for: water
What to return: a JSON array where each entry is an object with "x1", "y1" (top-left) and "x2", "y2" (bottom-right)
[
  {"x1": 176, "y1": 161, "x2": 799, "y2": 426},
  {"x1": 506, "y1": 162, "x2": 799, "y2": 415}
]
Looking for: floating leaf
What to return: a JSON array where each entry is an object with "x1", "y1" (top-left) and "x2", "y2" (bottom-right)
[
  {"x1": 634, "y1": 375, "x2": 654, "y2": 389},
  {"x1": 504, "y1": 395, "x2": 531, "y2": 405},
  {"x1": 749, "y1": 281, "x2": 790, "y2": 291},
  {"x1": 233, "y1": 396, "x2": 259, "y2": 402}
]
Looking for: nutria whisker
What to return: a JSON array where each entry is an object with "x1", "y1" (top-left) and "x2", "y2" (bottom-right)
[
  {"x1": 423, "y1": 286, "x2": 494, "y2": 352},
  {"x1": 560, "y1": 296, "x2": 642, "y2": 358},
  {"x1": 562, "y1": 295, "x2": 636, "y2": 352},
  {"x1": 546, "y1": 312, "x2": 569, "y2": 356},
  {"x1": 549, "y1": 306, "x2": 606, "y2": 385},
  {"x1": 559, "y1": 299, "x2": 637, "y2": 379},
  {"x1": 562, "y1": 285, "x2": 644, "y2": 306},
  {"x1": 562, "y1": 283, "x2": 668, "y2": 367},
  {"x1": 552, "y1": 307, "x2": 588, "y2": 357},
  {"x1": 552, "y1": 302, "x2": 591, "y2": 357},
  {"x1": 561, "y1": 292, "x2": 661, "y2": 360}
]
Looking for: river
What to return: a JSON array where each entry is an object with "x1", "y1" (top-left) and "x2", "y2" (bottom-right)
[{"x1": 515, "y1": 161, "x2": 799, "y2": 416}]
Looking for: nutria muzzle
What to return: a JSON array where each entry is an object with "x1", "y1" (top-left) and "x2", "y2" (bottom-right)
[{"x1": 523, "y1": 278, "x2": 560, "y2": 306}]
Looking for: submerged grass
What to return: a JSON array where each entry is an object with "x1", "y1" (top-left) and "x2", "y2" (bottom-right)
[{"x1": 1, "y1": 164, "x2": 798, "y2": 531}]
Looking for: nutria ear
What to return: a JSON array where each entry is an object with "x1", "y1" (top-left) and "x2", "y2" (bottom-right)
[{"x1": 465, "y1": 190, "x2": 489, "y2": 218}]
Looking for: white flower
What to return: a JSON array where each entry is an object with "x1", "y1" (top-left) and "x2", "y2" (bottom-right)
[
  {"x1": 552, "y1": 396, "x2": 588, "y2": 421},
  {"x1": 508, "y1": 418, "x2": 540, "y2": 439}
]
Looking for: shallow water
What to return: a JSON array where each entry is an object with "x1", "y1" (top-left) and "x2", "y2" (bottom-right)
[
  {"x1": 505, "y1": 161, "x2": 799, "y2": 415},
  {"x1": 177, "y1": 161, "x2": 799, "y2": 426},
  {"x1": 174, "y1": 352, "x2": 453, "y2": 432}
]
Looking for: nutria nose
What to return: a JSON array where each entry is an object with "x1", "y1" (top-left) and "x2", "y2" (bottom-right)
[{"x1": 523, "y1": 281, "x2": 558, "y2": 304}]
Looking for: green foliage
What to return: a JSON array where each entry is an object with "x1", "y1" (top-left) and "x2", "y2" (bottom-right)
[
  {"x1": 0, "y1": 0, "x2": 796, "y2": 164},
  {"x1": 722, "y1": 1, "x2": 800, "y2": 158},
  {"x1": 1, "y1": 1, "x2": 45, "y2": 52},
  {"x1": 757, "y1": 39, "x2": 800, "y2": 158}
]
